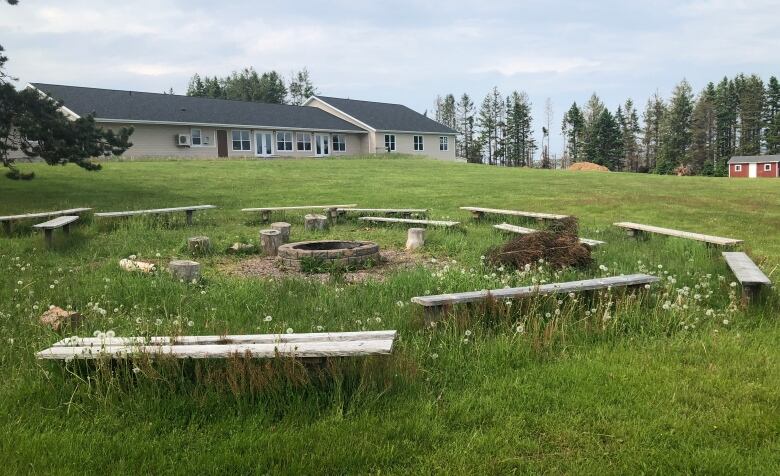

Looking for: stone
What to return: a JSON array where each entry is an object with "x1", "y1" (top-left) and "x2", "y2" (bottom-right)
[
  {"x1": 270, "y1": 222, "x2": 291, "y2": 243},
  {"x1": 227, "y1": 242, "x2": 255, "y2": 254},
  {"x1": 119, "y1": 258, "x2": 157, "y2": 273},
  {"x1": 40, "y1": 306, "x2": 81, "y2": 332},
  {"x1": 406, "y1": 228, "x2": 425, "y2": 250},
  {"x1": 187, "y1": 236, "x2": 211, "y2": 254},
  {"x1": 169, "y1": 259, "x2": 201, "y2": 282},
  {"x1": 304, "y1": 214, "x2": 329, "y2": 232},
  {"x1": 260, "y1": 229, "x2": 283, "y2": 256}
]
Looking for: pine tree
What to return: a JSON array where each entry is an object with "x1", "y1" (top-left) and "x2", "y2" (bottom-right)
[
  {"x1": 477, "y1": 93, "x2": 497, "y2": 165},
  {"x1": 440, "y1": 94, "x2": 457, "y2": 130},
  {"x1": 504, "y1": 91, "x2": 535, "y2": 167},
  {"x1": 735, "y1": 74, "x2": 764, "y2": 156},
  {"x1": 714, "y1": 77, "x2": 738, "y2": 174},
  {"x1": 561, "y1": 102, "x2": 585, "y2": 163},
  {"x1": 588, "y1": 109, "x2": 623, "y2": 170},
  {"x1": 456, "y1": 94, "x2": 477, "y2": 162},
  {"x1": 288, "y1": 68, "x2": 317, "y2": 106},
  {"x1": 765, "y1": 76, "x2": 780, "y2": 154},
  {"x1": 642, "y1": 92, "x2": 666, "y2": 172},
  {"x1": 186, "y1": 74, "x2": 206, "y2": 97},
  {"x1": 690, "y1": 83, "x2": 717, "y2": 175},
  {"x1": 619, "y1": 99, "x2": 641, "y2": 172},
  {"x1": 656, "y1": 79, "x2": 694, "y2": 174}
]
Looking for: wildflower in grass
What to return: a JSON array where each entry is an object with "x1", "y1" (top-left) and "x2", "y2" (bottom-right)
[
  {"x1": 7, "y1": 338, "x2": 13, "y2": 345},
  {"x1": 730, "y1": 282, "x2": 737, "y2": 288},
  {"x1": 187, "y1": 320, "x2": 194, "y2": 327},
  {"x1": 545, "y1": 312, "x2": 551, "y2": 318},
  {"x1": 286, "y1": 327, "x2": 293, "y2": 334},
  {"x1": 113, "y1": 308, "x2": 119, "y2": 313},
  {"x1": 106, "y1": 330, "x2": 115, "y2": 338},
  {"x1": 515, "y1": 324, "x2": 525, "y2": 334},
  {"x1": 723, "y1": 319, "x2": 729, "y2": 325},
  {"x1": 464, "y1": 330, "x2": 472, "y2": 337},
  {"x1": 599, "y1": 264, "x2": 608, "y2": 272},
  {"x1": 17, "y1": 280, "x2": 22, "y2": 285},
  {"x1": 155, "y1": 318, "x2": 162, "y2": 326},
  {"x1": 155, "y1": 253, "x2": 161, "y2": 258},
  {"x1": 264, "y1": 315, "x2": 272, "y2": 322},
  {"x1": 644, "y1": 284, "x2": 651, "y2": 289},
  {"x1": 93, "y1": 330, "x2": 101, "y2": 337},
  {"x1": 430, "y1": 353, "x2": 439, "y2": 359},
  {"x1": 706, "y1": 309, "x2": 714, "y2": 316},
  {"x1": 135, "y1": 317, "x2": 142, "y2": 324},
  {"x1": 132, "y1": 366, "x2": 141, "y2": 374},
  {"x1": 316, "y1": 325, "x2": 323, "y2": 331}
]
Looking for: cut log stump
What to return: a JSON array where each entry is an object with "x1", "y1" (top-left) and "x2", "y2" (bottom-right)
[
  {"x1": 169, "y1": 260, "x2": 201, "y2": 282},
  {"x1": 187, "y1": 236, "x2": 211, "y2": 255},
  {"x1": 304, "y1": 214, "x2": 329, "y2": 232},
  {"x1": 406, "y1": 228, "x2": 425, "y2": 250},
  {"x1": 260, "y1": 229, "x2": 283, "y2": 256},
  {"x1": 270, "y1": 222, "x2": 291, "y2": 243}
]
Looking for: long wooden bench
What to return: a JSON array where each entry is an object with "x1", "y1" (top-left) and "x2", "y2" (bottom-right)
[
  {"x1": 0, "y1": 207, "x2": 91, "y2": 233},
  {"x1": 358, "y1": 216, "x2": 460, "y2": 227},
  {"x1": 36, "y1": 330, "x2": 397, "y2": 360},
  {"x1": 242, "y1": 204, "x2": 357, "y2": 222},
  {"x1": 722, "y1": 252, "x2": 772, "y2": 303},
  {"x1": 614, "y1": 222, "x2": 742, "y2": 247},
  {"x1": 494, "y1": 223, "x2": 605, "y2": 247},
  {"x1": 461, "y1": 206, "x2": 569, "y2": 221},
  {"x1": 33, "y1": 215, "x2": 79, "y2": 248},
  {"x1": 335, "y1": 208, "x2": 428, "y2": 219},
  {"x1": 95, "y1": 205, "x2": 216, "y2": 225},
  {"x1": 412, "y1": 274, "x2": 659, "y2": 322}
]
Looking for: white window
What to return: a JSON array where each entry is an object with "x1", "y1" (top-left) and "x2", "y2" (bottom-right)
[
  {"x1": 384, "y1": 134, "x2": 396, "y2": 152},
  {"x1": 413, "y1": 135, "x2": 424, "y2": 151},
  {"x1": 231, "y1": 130, "x2": 251, "y2": 151},
  {"x1": 734, "y1": 164, "x2": 742, "y2": 172},
  {"x1": 764, "y1": 163, "x2": 772, "y2": 171},
  {"x1": 276, "y1": 131, "x2": 293, "y2": 151},
  {"x1": 439, "y1": 136, "x2": 449, "y2": 151},
  {"x1": 332, "y1": 134, "x2": 346, "y2": 152},
  {"x1": 296, "y1": 132, "x2": 312, "y2": 151},
  {"x1": 191, "y1": 128, "x2": 202, "y2": 146}
]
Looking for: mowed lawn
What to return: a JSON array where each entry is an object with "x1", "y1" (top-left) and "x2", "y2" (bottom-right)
[{"x1": 0, "y1": 156, "x2": 778, "y2": 474}]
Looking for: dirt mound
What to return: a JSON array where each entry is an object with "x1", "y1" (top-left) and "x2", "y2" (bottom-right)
[
  {"x1": 487, "y1": 217, "x2": 592, "y2": 270},
  {"x1": 568, "y1": 162, "x2": 609, "y2": 172}
]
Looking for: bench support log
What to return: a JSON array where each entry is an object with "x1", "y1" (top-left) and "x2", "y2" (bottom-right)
[
  {"x1": 470, "y1": 210, "x2": 484, "y2": 220},
  {"x1": 423, "y1": 306, "x2": 445, "y2": 327},
  {"x1": 260, "y1": 210, "x2": 272, "y2": 223},
  {"x1": 44, "y1": 229, "x2": 53, "y2": 248},
  {"x1": 62, "y1": 224, "x2": 71, "y2": 235},
  {"x1": 741, "y1": 284, "x2": 761, "y2": 306},
  {"x1": 2, "y1": 221, "x2": 12, "y2": 234},
  {"x1": 185, "y1": 210, "x2": 194, "y2": 225}
]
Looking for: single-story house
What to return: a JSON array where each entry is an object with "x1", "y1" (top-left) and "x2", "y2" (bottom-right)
[
  {"x1": 23, "y1": 83, "x2": 458, "y2": 160},
  {"x1": 728, "y1": 155, "x2": 780, "y2": 178}
]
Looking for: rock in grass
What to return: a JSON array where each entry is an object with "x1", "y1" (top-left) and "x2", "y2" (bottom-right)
[
  {"x1": 39, "y1": 306, "x2": 81, "y2": 332},
  {"x1": 227, "y1": 242, "x2": 256, "y2": 254},
  {"x1": 169, "y1": 259, "x2": 201, "y2": 282},
  {"x1": 119, "y1": 258, "x2": 157, "y2": 273}
]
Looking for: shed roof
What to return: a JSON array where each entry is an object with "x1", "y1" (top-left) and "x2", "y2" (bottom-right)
[
  {"x1": 30, "y1": 83, "x2": 365, "y2": 132},
  {"x1": 728, "y1": 155, "x2": 780, "y2": 164},
  {"x1": 310, "y1": 96, "x2": 457, "y2": 134}
]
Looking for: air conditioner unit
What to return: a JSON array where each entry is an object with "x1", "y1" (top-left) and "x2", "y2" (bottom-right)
[
  {"x1": 176, "y1": 134, "x2": 191, "y2": 147},
  {"x1": 202, "y1": 135, "x2": 210, "y2": 145}
]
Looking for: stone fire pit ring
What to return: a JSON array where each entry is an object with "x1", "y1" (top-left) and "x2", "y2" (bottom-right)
[{"x1": 277, "y1": 240, "x2": 380, "y2": 270}]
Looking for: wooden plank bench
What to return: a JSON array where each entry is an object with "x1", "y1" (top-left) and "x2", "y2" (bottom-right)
[
  {"x1": 722, "y1": 252, "x2": 772, "y2": 303},
  {"x1": 358, "y1": 216, "x2": 460, "y2": 227},
  {"x1": 0, "y1": 207, "x2": 91, "y2": 233},
  {"x1": 412, "y1": 274, "x2": 659, "y2": 323},
  {"x1": 37, "y1": 330, "x2": 397, "y2": 360},
  {"x1": 33, "y1": 215, "x2": 79, "y2": 248},
  {"x1": 335, "y1": 208, "x2": 428, "y2": 219},
  {"x1": 95, "y1": 205, "x2": 216, "y2": 225},
  {"x1": 614, "y1": 222, "x2": 742, "y2": 247},
  {"x1": 242, "y1": 204, "x2": 357, "y2": 222},
  {"x1": 494, "y1": 223, "x2": 605, "y2": 247},
  {"x1": 460, "y1": 206, "x2": 569, "y2": 222}
]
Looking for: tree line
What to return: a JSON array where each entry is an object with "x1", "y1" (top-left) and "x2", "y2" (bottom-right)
[
  {"x1": 186, "y1": 67, "x2": 318, "y2": 106},
  {"x1": 435, "y1": 74, "x2": 780, "y2": 175}
]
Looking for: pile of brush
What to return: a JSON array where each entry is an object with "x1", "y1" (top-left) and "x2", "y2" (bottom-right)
[{"x1": 487, "y1": 217, "x2": 592, "y2": 270}]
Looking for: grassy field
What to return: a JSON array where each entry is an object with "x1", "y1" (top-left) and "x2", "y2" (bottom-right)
[{"x1": 0, "y1": 156, "x2": 778, "y2": 474}]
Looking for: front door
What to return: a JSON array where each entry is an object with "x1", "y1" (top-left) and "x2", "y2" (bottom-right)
[
  {"x1": 749, "y1": 163, "x2": 757, "y2": 178},
  {"x1": 216, "y1": 130, "x2": 228, "y2": 158},
  {"x1": 255, "y1": 132, "x2": 273, "y2": 157},
  {"x1": 315, "y1": 134, "x2": 330, "y2": 157}
]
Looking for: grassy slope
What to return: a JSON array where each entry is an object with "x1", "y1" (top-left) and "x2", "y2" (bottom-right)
[{"x1": 0, "y1": 157, "x2": 778, "y2": 474}]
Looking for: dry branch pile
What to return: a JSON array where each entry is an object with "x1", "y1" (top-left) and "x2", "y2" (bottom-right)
[{"x1": 487, "y1": 217, "x2": 592, "y2": 270}]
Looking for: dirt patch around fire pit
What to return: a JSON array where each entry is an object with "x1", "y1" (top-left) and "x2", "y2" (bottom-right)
[{"x1": 221, "y1": 249, "x2": 433, "y2": 284}]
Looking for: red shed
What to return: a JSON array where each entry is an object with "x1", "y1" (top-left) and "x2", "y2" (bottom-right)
[{"x1": 728, "y1": 155, "x2": 780, "y2": 178}]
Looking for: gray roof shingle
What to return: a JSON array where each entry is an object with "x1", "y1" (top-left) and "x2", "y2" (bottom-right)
[
  {"x1": 313, "y1": 96, "x2": 457, "y2": 134},
  {"x1": 728, "y1": 155, "x2": 780, "y2": 164},
  {"x1": 31, "y1": 83, "x2": 365, "y2": 132}
]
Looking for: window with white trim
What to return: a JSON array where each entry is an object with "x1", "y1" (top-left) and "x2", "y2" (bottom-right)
[
  {"x1": 231, "y1": 130, "x2": 251, "y2": 151},
  {"x1": 764, "y1": 163, "x2": 772, "y2": 171},
  {"x1": 734, "y1": 164, "x2": 742, "y2": 172},
  {"x1": 276, "y1": 131, "x2": 293, "y2": 151},
  {"x1": 413, "y1": 135, "x2": 424, "y2": 151},
  {"x1": 384, "y1": 134, "x2": 396, "y2": 152},
  {"x1": 296, "y1": 132, "x2": 312, "y2": 151},
  {"x1": 191, "y1": 128, "x2": 202, "y2": 146},
  {"x1": 439, "y1": 136, "x2": 449, "y2": 151},
  {"x1": 332, "y1": 134, "x2": 346, "y2": 152}
]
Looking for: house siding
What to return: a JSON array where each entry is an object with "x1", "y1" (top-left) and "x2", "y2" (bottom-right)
[
  {"x1": 729, "y1": 162, "x2": 779, "y2": 178},
  {"x1": 374, "y1": 132, "x2": 457, "y2": 160},
  {"x1": 757, "y1": 162, "x2": 779, "y2": 177}
]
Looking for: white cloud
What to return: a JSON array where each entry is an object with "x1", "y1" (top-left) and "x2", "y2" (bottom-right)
[{"x1": 473, "y1": 56, "x2": 602, "y2": 76}]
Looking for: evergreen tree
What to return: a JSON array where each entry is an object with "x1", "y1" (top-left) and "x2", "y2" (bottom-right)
[
  {"x1": 477, "y1": 92, "x2": 497, "y2": 165},
  {"x1": 504, "y1": 91, "x2": 535, "y2": 167},
  {"x1": 765, "y1": 76, "x2": 780, "y2": 154},
  {"x1": 619, "y1": 99, "x2": 641, "y2": 172},
  {"x1": 186, "y1": 74, "x2": 206, "y2": 97},
  {"x1": 714, "y1": 77, "x2": 738, "y2": 174},
  {"x1": 690, "y1": 83, "x2": 717, "y2": 175},
  {"x1": 656, "y1": 79, "x2": 694, "y2": 174},
  {"x1": 456, "y1": 93, "x2": 478, "y2": 162},
  {"x1": 588, "y1": 109, "x2": 623, "y2": 170},
  {"x1": 582, "y1": 93, "x2": 605, "y2": 162},
  {"x1": 288, "y1": 68, "x2": 317, "y2": 105},
  {"x1": 440, "y1": 94, "x2": 457, "y2": 130},
  {"x1": 642, "y1": 92, "x2": 666, "y2": 172},
  {"x1": 734, "y1": 74, "x2": 764, "y2": 156},
  {"x1": 561, "y1": 102, "x2": 585, "y2": 163},
  {"x1": 186, "y1": 68, "x2": 287, "y2": 104}
]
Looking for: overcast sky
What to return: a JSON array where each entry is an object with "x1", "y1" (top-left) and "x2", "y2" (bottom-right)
[{"x1": 3, "y1": 0, "x2": 779, "y2": 153}]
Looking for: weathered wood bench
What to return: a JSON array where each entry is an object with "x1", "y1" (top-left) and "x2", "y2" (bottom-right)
[
  {"x1": 335, "y1": 208, "x2": 428, "y2": 219},
  {"x1": 0, "y1": 207, "x2": 91, "y2": 233},
  {"x1": 33, "y1": 215, "x2": 79, "y2": 248},
  {"x1": 494, "y1": 223, "x2": 605, "y2": 247},
  {"x1": 358, "y1": 216, "x2": 460, "y2": 227},
  {"x1": 614, "y1": 222, "x2": 742, "y2": 247},
  {"x1": 412, "y1": 274, "x2": 659, "y2": 322},
  {"x1": 722, "y1": 252, "x2": 772, "y2": 303},
  {"x1": 95, "y1": 205, "x2": 216, "y2": 225},
  {"x1": 36, "y1": 330, "x2": 397, "y2": 360},
  {"x1": 242, "y1": 204, "x2": 357, "y2": 222},
  {"x1": 460, "y1": 206, "x2": 569, "y2": 222}
]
